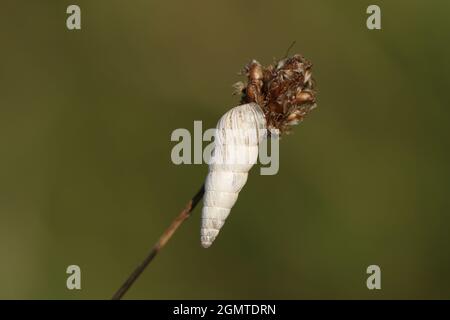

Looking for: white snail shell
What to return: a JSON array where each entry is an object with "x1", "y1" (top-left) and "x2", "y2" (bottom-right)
[{"x1": 201, "y1": 102, "x2": 267, "y2": 248}]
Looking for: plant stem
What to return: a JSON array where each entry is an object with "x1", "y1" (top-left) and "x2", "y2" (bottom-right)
[{"x1": 111, "y1": 184, "x2": 205, "y2": 300}]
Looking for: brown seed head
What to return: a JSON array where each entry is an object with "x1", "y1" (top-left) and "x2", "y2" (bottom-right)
[
  {"x1": 236, "y1": 54, "x2": 317, "y2": 133},
  {"x1": 247, "y1": 60, "x2": 263, "y2": 81},
  {"x1": 294, "y1": 91, "x2": 315, "y2": 104}
]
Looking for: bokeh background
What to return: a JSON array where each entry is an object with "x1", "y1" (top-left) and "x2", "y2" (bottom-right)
[{"x1": 1, "y1": 0, "x2": 449, "y2": 299}]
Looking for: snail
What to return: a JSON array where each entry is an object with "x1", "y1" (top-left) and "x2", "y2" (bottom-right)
[{"x1": 201, "y1": 54, "x2": 317, "y2": 248}]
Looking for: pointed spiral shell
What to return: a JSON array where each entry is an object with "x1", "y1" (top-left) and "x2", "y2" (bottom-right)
[{"x1": 201, "y1": 103, "x2": 266, "y2": 248}]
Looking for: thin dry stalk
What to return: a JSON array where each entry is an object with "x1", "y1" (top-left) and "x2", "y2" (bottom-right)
[{"x1": 112, "y1": 184, "x2": 205, "y2": 300}]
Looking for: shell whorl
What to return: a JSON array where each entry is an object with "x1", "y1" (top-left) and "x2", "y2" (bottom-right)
[{"x1": 201, "y1": 103, "x2": 266, "y2": 248}]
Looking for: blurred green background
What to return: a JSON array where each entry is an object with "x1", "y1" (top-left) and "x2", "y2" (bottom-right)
[{"x1": 1, "y1": 0, "x2": 449, "y2": 299}]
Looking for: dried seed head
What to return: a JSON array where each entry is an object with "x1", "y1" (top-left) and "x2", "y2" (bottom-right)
[
  {"x1": 294, "y1": 91, "x2": 315, "y2": 104},
  {"x1": 236, "y1": 54, "x2": 317, "y2": 133},
  {"x1": 247, "y1": 60, "x2": 264, "y2": 81}
]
